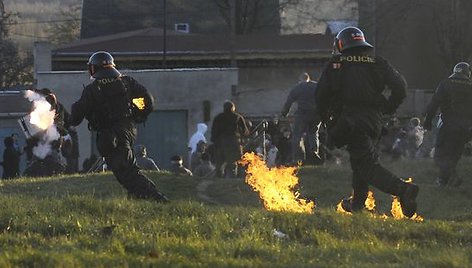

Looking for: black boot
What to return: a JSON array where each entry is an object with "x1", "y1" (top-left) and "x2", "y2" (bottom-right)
[
  {"x1": 338, "y1": 196, "x2": 365, "y2": 213},
  {"x1": 340, "y1": 197, "x2": 353, "y2": 212},
  {"x1": 398, "y1": 181, "x2": 419, "y2": 218}
]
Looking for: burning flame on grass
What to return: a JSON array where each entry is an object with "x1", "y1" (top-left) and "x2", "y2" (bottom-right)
[
  {"x1": 336, "y1": 178, "x2": 423, "y2": 222},
  {"x1": 336, "y1": 191, "x2": 377, "y2": 215},
  {"x1": 390, "y1": 197, "x2": 423, "y2": 222},
  {"x1": 239, "y1": 152, "x2": 315, "y2": 214},
  {"x1": 24, "y1": 90, "x2": 60, "y2": 159},
  {"x1": 390, "y1": 178, "x2": 424, "y2": 222}
]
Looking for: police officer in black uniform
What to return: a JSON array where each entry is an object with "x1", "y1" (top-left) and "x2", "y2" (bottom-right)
[
  {"x1": 316, "y1": 27, "x2": 419, "y2": 217},
  {"x1": 70, "y1": 51, "x2": 168, "y2": 202},
  {"x1": 424, "y1": 62, "x2": 472, "y2": 187}
]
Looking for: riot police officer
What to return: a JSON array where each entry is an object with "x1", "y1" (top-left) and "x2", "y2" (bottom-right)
[
  {"x1": 70, "y1": 51, "x2": 168, "y2": 202},
  {"x1": 316, "y1": 27, "x2": 419, "y2": 217},
  {"x1": 424, "y1": 62, "x2": 472, "y2": 187}
]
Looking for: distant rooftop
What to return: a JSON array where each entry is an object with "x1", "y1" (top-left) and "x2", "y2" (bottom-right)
[{"x1": 54, "y1": 27, "x2": 333, "y2": 59}]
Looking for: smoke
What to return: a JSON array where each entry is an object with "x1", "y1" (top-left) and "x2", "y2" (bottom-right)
[{"x1": 24, "y1": 90, "x2": 60, "y2": 159}]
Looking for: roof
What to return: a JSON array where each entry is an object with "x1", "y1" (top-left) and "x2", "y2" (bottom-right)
[{"x1": 53, "y1": 27, "x2": 334, "y2": 59}]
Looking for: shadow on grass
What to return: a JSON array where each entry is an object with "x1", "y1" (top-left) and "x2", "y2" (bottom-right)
[
  {"x1": 0, "y1": 171, "x2": 202, "y2": 201},
  {"x1": 1, "y1": 157, "x2": 471, "y2": 220}
]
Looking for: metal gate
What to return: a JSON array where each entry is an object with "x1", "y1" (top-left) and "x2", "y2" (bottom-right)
[{"x1": 136, "y1": 110, "x2": 188, "y2": 170}]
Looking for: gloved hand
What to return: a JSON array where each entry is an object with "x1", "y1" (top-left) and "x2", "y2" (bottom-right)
[{"x1": 423, "y1": 116, "x2": 433, "y2": 131}]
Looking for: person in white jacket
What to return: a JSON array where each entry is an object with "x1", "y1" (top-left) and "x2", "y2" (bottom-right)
[
  {"x1": 188, "y1": 123, "x2": 208, "y2": 169},
  {"x1": 188, "y1": 123, "x2": 208, "y2": 153}
]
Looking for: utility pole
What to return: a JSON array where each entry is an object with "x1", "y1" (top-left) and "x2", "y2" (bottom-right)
[
  {"x1": 162, "y1": 0, "x2": 167, "y2": 68},
  {"x1": 229, "y1": 0, "x2": 237, "y2": 67},
  {"x1": 0, "y1": 0, "x2": 5, "y2": 88},
  {"x1": 371, "y1": 0, "x2": 376, "y2": 54},
  {"x1": 0, "y1": 0, "x2": 3, "y2": 42}
]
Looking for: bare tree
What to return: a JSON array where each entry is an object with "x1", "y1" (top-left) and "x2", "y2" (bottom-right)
[
  {"x1": 47, "y1": 5, "x2": 81, "y2": 45},
  {"x1": 212, "y1": 0, "x2": 300, "y2": 34},
  {"x1": 425, "y1": 0, "x2": 472, "y2": 67},
  {"x1": 0, "y1": 0, "x2": 33, "y2": 88}
]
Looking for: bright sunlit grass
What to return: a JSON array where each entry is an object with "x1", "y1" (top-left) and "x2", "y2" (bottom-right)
[{"x1": 0, "y1": 157, "x2": 471, "y2": 267}]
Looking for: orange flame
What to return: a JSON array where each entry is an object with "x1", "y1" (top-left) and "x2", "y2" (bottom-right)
[
  {"x1": 364, "y1": 191, "x2": 376, "y2": 212},
  {"x1": 239, "y1": 152, "x2": 315, "y2": 213},
  {"x1": 336, "y1": 188, "x2": 423, "y2": 222},
  {"x1": 336, "y1": 200, "x2": 352, "y2": 215},
  {"x1": 336, "y1": 191, "x2": 376, "y2": 215},
  {"x1": 390, "y1": 178, "x2": 424, "y2": 222},
  {"x1": 390, "y1": 196, "x2": 423, "y2": 222},
  {"x1": 390, "y1": 196, "x2": 404, "y2": 219}
]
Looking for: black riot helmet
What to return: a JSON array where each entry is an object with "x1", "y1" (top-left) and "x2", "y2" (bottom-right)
[
  {"x1": 449, "y1": 62, "x2": 471, "y2": 79},
  {"x1": 87, "y1": 51, "x2": 121, "y2": 79},
  {"x1": 333, "y1": 26, "x2": 373, "y2": 54}
]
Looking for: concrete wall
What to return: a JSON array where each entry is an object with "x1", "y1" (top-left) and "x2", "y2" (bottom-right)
[
  {"x1": 235, "y1": 63, "x2": 327, "y2": 117},
  {"x1": 36, "y1": 68, "x2": 237, "y2": 166}
]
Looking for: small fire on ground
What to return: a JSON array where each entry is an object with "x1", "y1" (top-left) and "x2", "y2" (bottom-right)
[
  {"x1": 336, "y1": 191, "x2": 377, "y2": 215},
  {"x1": 336, "y1": 179, "x2": 423, "y2": 222},
  {"x1": 239, "y1": 152, "x2": 315, "y2": 214}
]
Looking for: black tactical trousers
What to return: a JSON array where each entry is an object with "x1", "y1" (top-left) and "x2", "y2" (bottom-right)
[
  {"x1": 434, "y1": 124, "x2": 472, "y2": 184},
  {"x1": 335, "y1": 114, "x2": 406, "y2": 211},
  {"x1": 97, "y1": 121, "x2": 167, "y2": 201},
  {"x1": 348, "y1": 132, "x2": 405, "y2": 210}
]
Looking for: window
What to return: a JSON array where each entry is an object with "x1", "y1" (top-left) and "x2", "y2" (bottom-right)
[{"x1": 175, "y1": 23, "x2": 190, "y2": 33}]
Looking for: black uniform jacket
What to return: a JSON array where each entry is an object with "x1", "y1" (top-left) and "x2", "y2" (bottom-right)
[
  {"x1": 315, "y1": 53, "x2": 407, "y2": 146},
  {"x1": 425, "y1": 76, "x2": 472, "y2": 127},
  {"x1": 316, "y1": 53, "x2": 407, "y2": 123}
]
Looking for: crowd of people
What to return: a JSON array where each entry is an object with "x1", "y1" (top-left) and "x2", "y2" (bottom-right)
[{"x1": 2, "y1": 25, "x2": 472, "y2": 219}]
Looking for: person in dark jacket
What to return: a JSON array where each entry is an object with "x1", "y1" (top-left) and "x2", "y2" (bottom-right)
[
  {"x1": 281, "y1": 72, "x2": 322, "y2": 165},
  {"x1": 1, "y1": 136, "x2": 21, "y2": 179},
  {"x1": 69, "y1": 51, "x2": 168, "y2": 202},
  {"x1": 62, "y1": 126, "x2": 80, "y2": 174},
  {"x1": 211, "y1": 101, "x2": 249, "y2": 178},
  {"x1": 424, "y1": 62, "x2": 472, "y2": 187},
  {"x1": 316, "y1": 26, "x2": 419, "y2": 217}
]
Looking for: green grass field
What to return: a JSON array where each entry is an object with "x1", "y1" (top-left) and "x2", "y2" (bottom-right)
[{"x1": 0, "y1": 157, "x2": 471, "y2": 267}]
